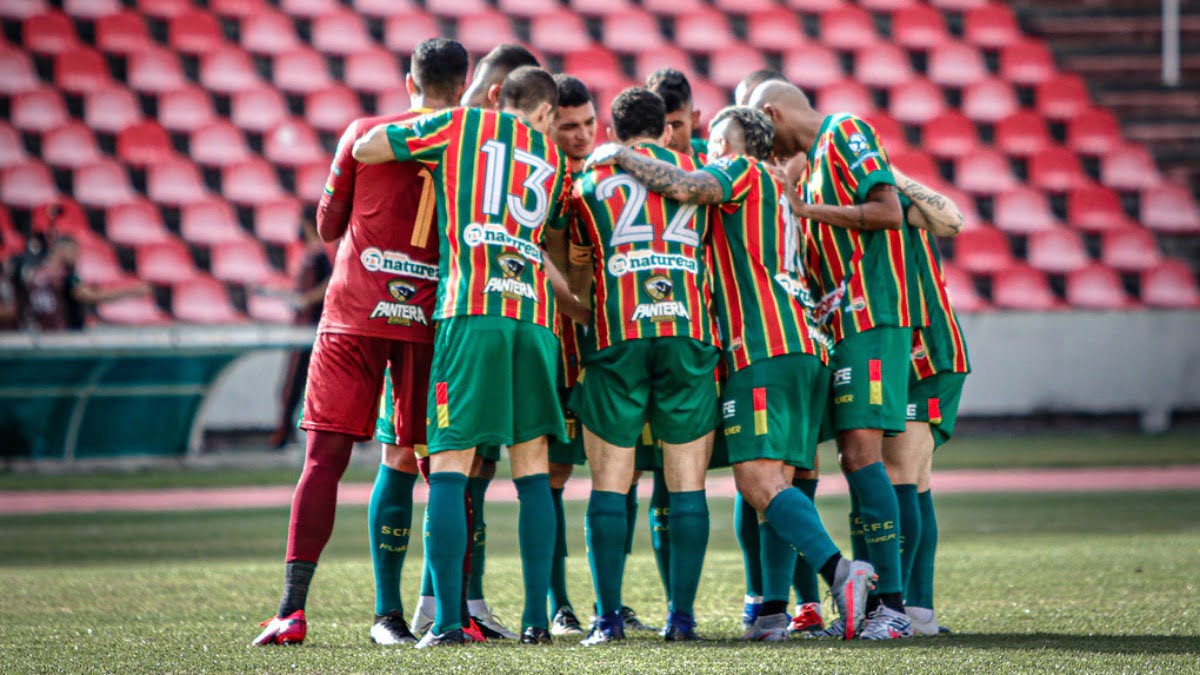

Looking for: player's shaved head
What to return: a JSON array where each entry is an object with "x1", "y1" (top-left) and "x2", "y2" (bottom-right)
[
  {"x1": 749, "y1": 81, "x2": 821, "y2": 159},
  {"x1": 410, "y1": 38, "x2": 469, "y2": 103},
  {"x1": 610, "y1": 87, "x2": 666, "y2": 143},
  {"x1": 735, "y1": 69, "x2": 787, "y2": 106},
  {"x1": 462, "y1": 44, "x2": 540, "y2": 108},
  {"x1": 708, "y1": 106, "x2": 774, "y2": 161}
]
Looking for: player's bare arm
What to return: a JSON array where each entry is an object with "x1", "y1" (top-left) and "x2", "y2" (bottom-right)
[
  {"x1": 351, "y1": 123, "x2": 395, "y2": 165},
  {"x1": 792, "y1": 184, "x2": 903, "y2": 232},
  {"x1": 588, "y1": 144, "x2": 725, "y2": 205},
  {"x1": 544, "y1": 254, "x2": 591, "y2": 325},
  {"x1": 893, "y1": 168, "x2": 964, "y2": 238}
]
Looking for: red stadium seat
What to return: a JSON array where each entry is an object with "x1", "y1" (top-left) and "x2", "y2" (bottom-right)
[
  {"x1": 137, "y1": 239, "x2": 201, "y2": 284},
  {"x1": 1141, "y1": 184, "x2": 1200, "y2": 234},
  {"x1": 1029, "y1": 146, "x2": 1089, "y2": 193},
  {"x1": 42, "y1": 122, "x2": 102, "y2": 169},
  {"x1": 994, "y1": 111, "x2": 1051, "y2": 157},
  {"x1": 940, "y1": 262, "x2": 989, "y2": 312},
  {"x1": 295, "y1": 160, "x2": 333, "y2": 203},
  {"x1": 84, "y1": 86, "x2": 143, "y2": 134},
  {"x1": 855, "y1": 44, "x2": 914, "y2": 88},
  {"x1": 190, "y1": 121, "x2": 253, "y2": 168},
  {"x1": 1067, "y1": 185, "x2": 1135, "y2": 233},
  {"x1": 384, "y1": 12, "x2": 441, "y2": 54},
  {"x1": 55, "y1": 47, "x2": 112, "y2": 95},
  {"x1": 0, "y1": 46, "x2": 39, "y2": 95},
  {"x1": 377, "y1": 88, "x2": 412, "y2": 115},
  {"x1": 222, "y1": 159, "x2": 285, "y2": 205},
  {"x1": 499, "y1": 0, "x2": 561, "y2": 19},
  {"x1": 941, "y1": 185, "x2": 984, "y2": 230},
  {"x1": 640, "y1": 0, "x2": 702, "y2": 17},
  {"x1": 860, "y1": 0, "x2": 918, "y2": 9},
  {"x1": 254, "y1": 198, "x2": 303, "y2": 245},
  {"x1": 993, "y1": 186, "x2": 1058, "y2": 235},
  {"x1": 1141, "y1": 259, "x2": 1200, "y2": 309},
  {"x1": 890, "y1": 5, "x2": 947, "y2": 50},
  {"x1": 127, "y1": 47, "x2": 188, "y2": 95},
  {"x1": 312, "y1": 10, "x2": 373, "y2": 56},
  {"x1": 992, "y1": 264, "x2": 1062, "y2": 311},
  {"x1": 1066, "y1": 263, "x2": 1136, "y2": 310},
  {"x1": 634, "y1": 46, "x2": 695, "y2": 82},
  {"x1": 1067, "y1": 108, "x2": 1123, "y2": 156},
  {"x1": 306, "y1": 86, "x2": 363, "y2": 134},
  {"x1": 11, "y1": 87, "x2": 69, "y2": 133},
  {"x1": 457, "y1": 11, "x2": 520, "y2": 55},
  {"x1": 746, "y1": 9, "x2": 806, "y2": 52},
  {"x1": 425, "y1": 0, "x2": 489, "y2": 18},
  {"x1": 344, "y1": 48, "x2": 404, "y2": 93},
  {"x1": 168, "y1": 9, "x2": 225, "y2": 55},
  {"x1": 148, "y1": 159, "x2": 210, "y2": 206},
  {"x1": 1036, "y1": 74, "x2": 1091, "y2": 121},
  {"x1": 1101, "y1": 227, "x2": 1161, "y2": 273},
  {"x1": 273, "y1": 48, "x2": 333, "y2": 95},
  {"x1": 95, "y1": 11, "x2": 154, "y2": 55},
  {"x1": 817, "y1": 81, "x2": 875, "y2": 117},
  {"x1": 172, "y1": 277, "x2": 246, "y2": 324},
  {"x1": 200, "y1": 47, "x2": 262, "y2": 94},
  {"x1": 0, "y1": 123, "x2": 26, "y2": 168},
  {"x1": 211, "y1": 240, "x2": 287, "y2": 286},
  {"x1": 928, "y1": 0, "x2": 990, "y2": 11},
  {"x1": 31, "y1": 198, "x2": 88, "y2": 235},
  {"x1": 1027, "y1": 228, "x2": 1089, "y2": 274},
  {"x1": 2, "y1": 0, "x2": 47, "y2": 19},
  {"x1": 563, "y1": 48, "x2": 626, "y2": 92},
  {"x1": 76, "y1": 240, "x2": 127, "y2": 285},
  {"x1": 158, "y1": 86, "x2": 217, "y2": 134},
  {"x1": 709, "y1": 46, "x2": 768, "y2": 89},
  {"x1": 134, "y1": 0, "x2": 192, "y2": 19},
  {"x1": 961, "y1": 78, "x2": 1018, "y2": 124},
  {"x1": 24, "y1": 11, "x2": 79, "y2": 55},
  {"x1": 63, "y1": 0, "x2": 121, "y2": 20},
  {"x1": 955, "y1": 150, "x2": 1017, "y2": 195},
  {"x1": 281, "y1": 0, "x2": 343, "y2": 17},
  {"x1": 211, "y1": 0, "x2": 272, "y2": 18},
  {"x1": 1000, "y1": 41, "x2": 1056, "y2": 86},
  {"x1": 106, "y1": 199, "x2": 173, "y2": 246},
  {"x1": 1101, "y1": 144, "x2": 1163, "y2": 192},
  {"x1": 74, "y1": 159, "x2": 135, "y2": 209},
  {"x1": 690, "y1": 79, "x2": 728, "y2": 129},
  {"x1": 676, "y1": 10, "x2": 735, "y2": 53},
  {"x1": 863, "y1": 113, "x2": 909, "y2": 153},
  {"x1": 97, "y1": 294, "x2": 171, "y2": 326},
  {"x1": 714, "y1": 0, "x2": 777, "y2": 14},
  {"x1": 247, "y1": 291, "x2": 295, "y2": 324},
  {"x1": 928, "y1": 42, "x2": 989, "y2": 89},
  {"x1": 953, "y1": 227, "x2": 1013, "y2": 275},
  {"x1": 531, "y1": 11, "x2": 593, "y2": 55},
  {"x1": 784, "y1": 45, "x2": 844, "y2": 91},
  {"x1": 240, "y1": 11, "x2": 302, "y2": 55},
  {"x1": 264, "y1": 119, "x2": 326, "y2": 167},
  {"x1": 819, "y1": 6, "x2": 879, "y2": 50},
  {"x1": 889, "y1": 79, "x2": 946, "y2": 125},
  {"x1": 116, "y1": 119, "x2": 180, "y2": 165},
  {"x1": 963, "y1": 4, "x2": 1021, "y2": 48},
  {"x1": 2, "y1": 162, "x2": 58, "y2": 209},
  {"x1": 922, "y1": 112, "x2": 978, "y2": 159},
  {"x1": 231, "y1": 88, "x2": 289, "y2": 134},
  {"x1": 784, "y1": 0, "x2": 847, "y2": 11},
  {"x1": 0, "y1": 208, "x2": 23, "y2": 258},
  {"x1": 603, "y1": 10, "x2": 665, "y2": 54},
  {"x1": 351, "y1": 0, "x2": 419, "y2": 16},
  {"x1": 181, "y1": 198, "x2": 249, "y2": 246},
  {"x1": 888, "y1": 148, "x2": 939, "y2": 187}
]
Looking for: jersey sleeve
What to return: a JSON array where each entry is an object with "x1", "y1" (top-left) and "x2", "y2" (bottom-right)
[
  {"x1": 386, "y1": 109, "x2": 456, "y2": 168},
  {"x1": 831, "y1": 116, "x2": 895, "y2": 203},
  {"x1": 699, "y1": 156, "x2": 756, "y2": 210},
  {"x1": 323, "y1": 121, "x2": 359, "y2": 202},
  {"x1": 545, "y1": 152, "x2": 572, "y2": 231}
]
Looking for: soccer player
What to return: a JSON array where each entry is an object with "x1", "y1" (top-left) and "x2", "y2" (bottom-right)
[
  {"x1": 568, "y1": 88, "x2": 718, "y2": 645},
  {"x1": 646, "y1": 68, "x2": 707, "y2": 160},
  {"x1": 751, "y1": 81, "x2": 914, "y2": 640},
  {"x1": 734, "y1": 69, "x2": 786, "y2": 108},
  {"x1": 251, "y1": 38, "x2": 469, "y2": 648},
  {"x1": 354, "y1": 66, "x2": 579, "y2": 648},
  {"x1": 589, "y1": 105, "x2": 879, "y2": 641},
  {"x1": 883, "y1": 169, "x2": 969, "y2": 636},
  {"x1": 461, "y1": 43, "x2": 540, "y2": 109}
]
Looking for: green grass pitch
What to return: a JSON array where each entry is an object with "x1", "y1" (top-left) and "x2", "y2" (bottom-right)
[{"x1": 2, "y1": 490, "x2": 1198, "y2": 673}]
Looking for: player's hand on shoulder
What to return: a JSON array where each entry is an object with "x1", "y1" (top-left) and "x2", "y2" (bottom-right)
[{"x1": 584, "y1": 143, "x2": 624, "y2": 171}]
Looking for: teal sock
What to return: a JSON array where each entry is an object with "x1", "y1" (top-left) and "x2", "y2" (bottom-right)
[
  {"x1": 846, "y1": 463, "x2": 903, "y2": 595},
  {"x1": 894, "y1": 483, "x2": 921, "y2": 602},
  {"x1": 586, "y1": 490, "x2": 628, "y2": 616},
  {"x1": 759, "y1": 521, "x2": 797, "y2": 605},
  {"x1": 419, "y1": 508, "x2": 434, "y2": 597},
  {"x1": 763, "y1": 487, "x2": 839, "y2": 577},
  {"x1": 465, "y1": 475, "x2": 490, "y2": 601},
  {"x1": 514, "y1": 474, "x2": 554, "y2": 630},
  {"x1": 849, "y1": 490, "x2": 869, "y2": 562},
  {"x1": 791, "y1": 479, "x2": 822, "y2": 603},
  {"x1": 624, "y1": 485, "x2": 638, "y2": 556},
  {"x1": 425, "y1": 472, "x2": 468, "y2": 633},
  {"x1": 667, "y1": 490, "x2": 708, "y2": 616},
  {"x1": 369, "y1": 465, "x2": 416, "y2": 616},
  {"x1": 734, "y1": 492, "x2": 763, "y2": 598},
  {"x1": 548, "y1": 486, "x2": 572, "y2": 612},
  {"x1": 649, "y1": 470, "x2": 671, "y2": 600},
  {"x1": 909, "y1": 489, "x2": 938, "y2": 609}
]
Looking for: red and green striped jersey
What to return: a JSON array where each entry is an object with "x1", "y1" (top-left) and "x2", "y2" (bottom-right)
[
  {"x1": 911, "y1": 228, "x2": 971, "y2": 377},
  {"x1": 701, "y1": 155, "x2": 830, "y2": 371},
  {"x1": 901, "y1": 193, "x2": 929, "y2": 329},
  {"x1": 570, "y1": 143, "x2": 717, "y2": 352},
  {"x1": 385, "y1": 107, "x2": 570, "y2": 331},
  {"x1": 801, "y1": 113, "x2": 910, "y2": 343}
]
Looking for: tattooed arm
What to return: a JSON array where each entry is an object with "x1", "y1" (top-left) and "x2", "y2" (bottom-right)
[
  {"x1": 588, "y1": 144, "x2": 726, "y2": 205},
  {"x1": 893, "y1": 168, "x2": 964, "y2": 238},
  {"x1": 792, "y1": 183, "x2": 903, "y2": 232}
]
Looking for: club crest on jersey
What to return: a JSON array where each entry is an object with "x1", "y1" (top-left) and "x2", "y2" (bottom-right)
[
  {"x1": 847, "y1": 133, "x2": 869, "y2": 155},
  {"x1": 631, "y1": 275, "x2": 689, "y2": 322},
  {"x1": 498, "y1": 253, "x2": 526, "y2": 278},
  {"x1": 360, "y1": 247, "x2": 439, "y2": 281},
  {"x1": 833, "y1": 367, "x2": 852, "y2": 387},
  {"x1": 388, "y1": 280, "x2": 416, "y2": 302},
  {"x1": 644, "y1": 275, "x2": 673, "y2": 301}
]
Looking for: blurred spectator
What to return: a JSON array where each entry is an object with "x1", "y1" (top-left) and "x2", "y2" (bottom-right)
[
  {"x1": 0, "y1": 257, "x2": 18, "y2": 330},
  {"x1": 269, "y1": 216, "x2": 332, "y2": 448},
  {"x1": 25, "y1": 235, "x2": 151, "y2": 331}
]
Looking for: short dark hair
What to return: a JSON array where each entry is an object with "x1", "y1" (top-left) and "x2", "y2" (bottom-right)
[
  {"x1": 610, "y1": 87, "x2": 666, "y2": 142},
  {"x1": 478, "y1": 43, "x2": 540, "y2": 76},
  {"x1": 710, "y1": 106, "x2": 774, "y2": 161},
  {"x1": 411, "y1": 38, "x2": 469, "y2": 100},
  {"x1": 499, "y1": 66, "x2": 559, "y2": 113},
  {"x1": 645, "y1": 68, "x2": 692, "y2": 114},
  {"x1": 554, "y1": 74, "x2": 592, "y2": 109}
]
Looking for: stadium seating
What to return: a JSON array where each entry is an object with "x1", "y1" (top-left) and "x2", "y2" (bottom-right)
[
  {"x1": 106, "y1": 199, "x2": 173, "y2": 246},
  {"x1": 96, "y1": 293, "x2": 172, "y2": 326},
  {"x1": 42, "y1": 122, "x2": 102, "y2": 169},
  {"x1": 95, "y1": 11, "x2": 154, "y2": 55},
  {"x1": 83, "y1": 87, "x2": 143, "y2": 134},
  {"x1": 1101, "y1": 228, "x2": 1161, "y2": 273},
  {"x1": 172, "y1": 277, "x2": 246, "y2": 324},
  {"x1": 74, "y1": 159, "x2": 135, "y2": 208},
  {"x1": 1141, "y1": 260, "x2": 1200, "y2": 309},
  {"x1": 1027, "y1": 228, "x2": 1089, "y2": 274},
  {"x1": 11, "y1": 87, "x2": 70, "y2": 133},
  {"x1": 180, "y1": 198, "x2": 250, "y2": 246},
  {"x1": 953, "y1": 227, "x2": 1013, "y2": 275},
  {"x1": 127, "y1": 48, "x2": 188, "y2": 95},
  {"x1": 1065, "y1": 263, "x2": 1136, "y2": 310},
  {"x1": 991, "y1": 264, "x2": 1062, "y2": 311},
  {"x1": 137, "y1": 240, "x2": 202, "y2": 284},
  {"x1": 1140, "y1": 185, "x2": 1200, "y2": 234}
]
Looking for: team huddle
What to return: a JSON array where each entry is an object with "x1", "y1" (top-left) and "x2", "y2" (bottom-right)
[{"x1": 252, "y1": 36, "x2": 970, "y2": 649}]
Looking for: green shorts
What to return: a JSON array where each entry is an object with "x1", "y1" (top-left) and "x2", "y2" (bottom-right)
[
  {"x1": 723, "y1": 353, "x2": 828, "y2": 470},
  {"x1": 634, "y1": 423, "x2": 661, "y2": 471},
  {"x1": 477, "y1": 444, "x2": 502, "y2": 462},
  {"x1": 427, "y1": 316, "x2": 566, "y2": 454},
  {"x1": 830, "y1": 327, "x2": 912, "y2": 435},
  {"x1": 907, "y1": 372, "x2": 967, "y2": 448},
  {"x1": 549, "y1": 387, "x2": 586, "y2": 466},
  {"x1": 571, "y1": 336, "x2": 720, "y2": 448}
]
